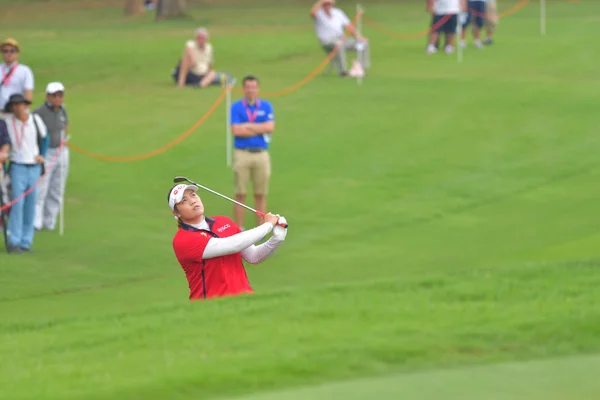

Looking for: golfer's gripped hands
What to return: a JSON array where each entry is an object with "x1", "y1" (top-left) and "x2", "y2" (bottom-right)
[
  {"x1": 273, "y1": 215, "x2": 288, "y2": 241},
  {"x1": 263, "y1": 213, "x2": 279, "y2": 227}
]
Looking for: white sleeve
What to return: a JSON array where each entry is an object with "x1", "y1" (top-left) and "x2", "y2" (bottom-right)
[
  {"x1": 34, "y1": 114, "x2": 47, "y2": 138},
  {"x1": 201, "y1": 223, "x2": 273, "y2": 259},
  {"x1": 240, "y1": 236, "x2": 284, "y2": 264},
  {"x1": 24, "y1": 66, "x2": 34, "y2": 90},
  {"x1": 241, "y1": 216, "x2": 287, "y2": 264},
  {"x1": 315, "y1": 8, "x2": 325, "y2": 22}
]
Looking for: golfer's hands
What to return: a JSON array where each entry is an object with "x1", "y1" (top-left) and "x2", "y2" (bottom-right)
[
  {"x1": 0, "y1": 152, "x2": 7, "y2": 163},
  {"x1": 263, "y1": 213, "x2": 279, "y2": 227},
  {"x1": 273, "y1": 215, "x2": 288, "y2": 241},
  {"x1": 35, "y1": 155, "x2": 44, "y2": 164}
]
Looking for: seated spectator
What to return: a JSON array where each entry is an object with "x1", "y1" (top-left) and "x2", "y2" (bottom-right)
[
  {"x1": 310, "y1": 0, "x2": 370, "y2": 78},
  {"x1": 172, "y1": 28, "x2": 231, "y2": 88}
]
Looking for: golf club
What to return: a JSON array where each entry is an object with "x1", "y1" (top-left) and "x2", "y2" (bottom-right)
[{"x1": 173, "y1": 176, "x2": 288, "y2": 228}]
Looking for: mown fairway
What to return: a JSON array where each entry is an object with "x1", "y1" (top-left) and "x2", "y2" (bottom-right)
[{"x1": 1, "y1": 1, "x2": 599, "y2": 399}]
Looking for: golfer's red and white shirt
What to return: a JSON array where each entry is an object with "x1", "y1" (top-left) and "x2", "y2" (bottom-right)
[{"x1": 172, "y1": 216, "x2": 254, "y2": 300}]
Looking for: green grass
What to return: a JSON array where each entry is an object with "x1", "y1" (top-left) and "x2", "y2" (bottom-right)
[{"x1": 1, "y1": 0, "x2": 600, "y2": 399}]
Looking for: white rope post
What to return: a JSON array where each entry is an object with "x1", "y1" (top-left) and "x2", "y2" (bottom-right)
[
  {"x1": 356, "y1": 3, "x2": 365, "y2": 85},
  {"x1": 540, "y1": 0, "x2": 546, "y2": 35},
  {"x1": 225, "y1": 78, "x2": 237, "y2": 168},
  {"x1": 59, "y1": 135, "x2": 71, "y2": 237}
]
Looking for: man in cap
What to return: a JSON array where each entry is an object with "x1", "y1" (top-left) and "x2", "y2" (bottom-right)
[
  {"x1": 4, "y1": 93, "x2": 48, "y2": 254},
  {"x1": 0, "y1": 38, "x2": 34, "y2": 119},
  {"x1": 310, "y1": 0, "x2": 370, "y2": 77},
  {"x1": 33, "y1": 82, "x2": 69, "y2": 232}
]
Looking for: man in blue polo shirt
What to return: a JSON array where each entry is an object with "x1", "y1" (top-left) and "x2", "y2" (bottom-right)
[{"x1": 230, "y1": 75, "x2": 275, "y2": 230}]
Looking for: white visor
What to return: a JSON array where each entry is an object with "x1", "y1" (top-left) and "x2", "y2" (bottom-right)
[{"x1": 168, "y1": 184, "x2": 199, "y2": 211}]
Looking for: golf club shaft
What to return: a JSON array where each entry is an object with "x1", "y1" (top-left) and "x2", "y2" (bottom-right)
[{"x1": 174, "y1": 177, "x2": 288, "y2": 228}]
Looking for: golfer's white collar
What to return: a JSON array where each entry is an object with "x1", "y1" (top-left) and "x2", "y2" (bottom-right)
[{"x1": 188, "y1": 218, "x2": 209, "y2": 230}]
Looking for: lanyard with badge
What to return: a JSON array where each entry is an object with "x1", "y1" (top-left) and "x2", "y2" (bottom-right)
[
  {"x1": 1, "y1": 63, "x2": 18, "y2": 87},
  {"x1": 242, "y1": 99, "x2": 260, "y2": 123},
  {"x1": 242, "y1": 99, "x2": 271, "y2": 143},
  {"x1": 11, "y1": 118, "x2": 27, "y2": 163}
]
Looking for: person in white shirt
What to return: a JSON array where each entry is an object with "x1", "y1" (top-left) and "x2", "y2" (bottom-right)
[
  {"x1": 173, "y1": 28, "x2": 230, "y2": 88},
  {"x1": 4, "y1": 93, "x2": 48, "y2": 254},
  {"x1": 426, "y1": 0, "x2": 466, "y2": 55},
  {"x1": 310, "y1": 0, "x2": 370, "y2": 77},
  {"x1": 0, "y1": 38, "x2": 34, "y2": 119}
]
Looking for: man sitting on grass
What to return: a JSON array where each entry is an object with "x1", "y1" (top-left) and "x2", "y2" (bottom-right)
[{"x1": 172, "y1": 28, "x2": 231, "y2": 88}]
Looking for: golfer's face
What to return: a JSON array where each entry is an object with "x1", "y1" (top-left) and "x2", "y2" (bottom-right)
[
  {"x1": 177, "y1": 190, "x2": 204, "y2": 218},
  {"x1": 1, "y1": 46, "x2": 18, "y2": 64}
]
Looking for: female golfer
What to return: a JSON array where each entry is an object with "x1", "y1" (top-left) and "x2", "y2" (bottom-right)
[{"x1": 168, "y1": 183, "x2": 288, "y2": 300}]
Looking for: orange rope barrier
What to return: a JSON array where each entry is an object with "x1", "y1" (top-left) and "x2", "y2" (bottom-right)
[
  {"x1": 69, "y1": 15, "x2": 360, "y2": 162},
  {"x1": 66, "y1": 1, "x2": 533, "y2": 164},
  {"x1": 233, "y1": 12, "x2": 360, "y2": 98},
  {"x1": 499, "y1": 0, "x2": 530, "y2": 17},
  {"x1": 68, "y1": 89, "x2": 226, "y2": 162}
]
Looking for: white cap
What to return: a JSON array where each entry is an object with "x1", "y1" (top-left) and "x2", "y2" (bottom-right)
[
  {"x1": 46, "y1": 82, "x2": 65, "y2": 94},
  {"x1": 168, "y1": 184, "x2": 199, "y2": 211}
]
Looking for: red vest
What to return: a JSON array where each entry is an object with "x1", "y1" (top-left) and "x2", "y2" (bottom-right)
[{"x1": 172, "y1": 216, "x2": 253, "y2": 300}]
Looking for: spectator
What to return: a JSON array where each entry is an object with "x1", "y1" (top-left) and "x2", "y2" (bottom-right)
[
  {"x1": 460, "y1": 0, "x2": 487, "y2": 48},
  {"x1": 3, "y1": 93, "x2": 48, "y2": 254},
  {"x1": 33, "y1": 82, "x2": 70, "y2": 232},
  {"x1": 0, "y1": 39, "x2": 34, "y2": 119},
  {"x1": 426, "y1": 0, "x2": 466, "y2": 55},
  {"x1": 310, "y1": 0, "x2": 370, "y2": 77},
  {"x1": 230, "y1": 76, "x2": 275, "y2": 230},
  {"x1": 172, "y1": 28, "x2": 230, "y2": 88},
  {"x1": 144, "y1": 0, "x2": 158, "y2": 10},
  {"x1": 484, "y1": 0, "x2": 498, "y2": 45}
]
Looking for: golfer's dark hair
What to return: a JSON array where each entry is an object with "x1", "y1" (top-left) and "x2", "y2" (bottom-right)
[
  {"x1": 243, "y1": 75, "x2": 259, "y2": 86},
  {"x1": 175, "y1": 207, "x2": 183, "y2": 228}
]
